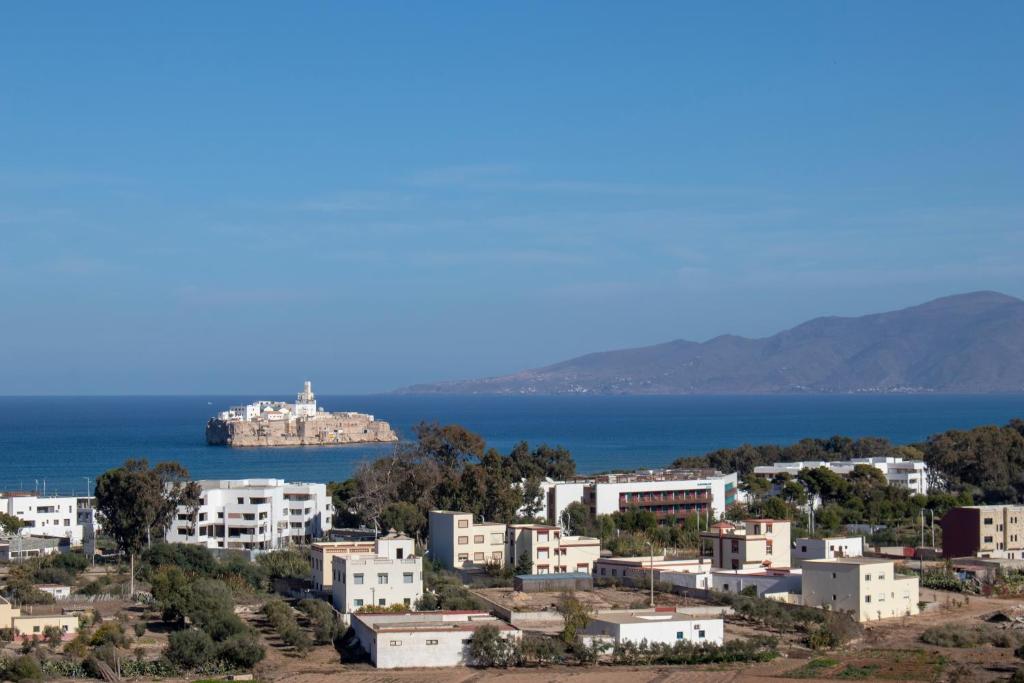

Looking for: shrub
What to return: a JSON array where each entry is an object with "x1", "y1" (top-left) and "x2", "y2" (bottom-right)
[
  {"x1": 166, "y1": 629, "x2": 215, "y2": 669},
  {"x1": 6, "y1": 655, "x2": 43, "y2": 682},
  {"x1": 216, "y1": 630, "x2": 266, "y2": 669},
  {"x1": 298, "y1": 599, "x2": 342, "y2": 644},
  {"x1": 519, "y1": 633, "x2": 562, "y2": 666},
  {"x1": 256, "y1": 547, "x2": 310, "y2": 581},
  {"x1": 468, "y1": 625, "x2": 519, "y2": 668},
  {"x1": 133, "y1": 622, "x2": 147, "y2": 637},
  {"x1": 922, "y1": 623, "x2": 1023, "y2": 648},
  {"x1": 556, "y1": 593, "x2": 591, "y2": 645},
  {"x1": 262, "y1": 599, "x2": 312, "y2": 653},
  {"x1": 90, "y1": 620, "x2": 129, "y2": 648},
  {"x1": 43, "y1": 625, "x2": 63, "y2": 648}
]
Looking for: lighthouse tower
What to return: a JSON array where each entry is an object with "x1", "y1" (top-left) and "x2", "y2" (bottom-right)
[{"x1": 294, "y1": 380, "x2": 317, "y2": 418}]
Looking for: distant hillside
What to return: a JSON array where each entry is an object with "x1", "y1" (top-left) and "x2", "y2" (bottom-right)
[{"x1": 399, "y1": 291, "x2": 1024, "y2": 395}]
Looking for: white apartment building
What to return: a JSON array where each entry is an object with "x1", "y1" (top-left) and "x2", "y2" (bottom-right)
[
  {"x1": 793, "y1": 536, "x2": 864, "y2": 567},
  {"x1": 753, "y1": 457, "x2": 928, "y2": 495},
  {"x1": 351, "y1": 611, "x2": 520, "y2": 669},
  {"x1": 581, "y1": 610, "x2": 724, "y2": 647},
  {"x1": 0, "y1": 493, "x2": 95, "y2": 546},
  {"x1": 428, "y1": 511, "x2": 507, "y2": 571},
  {"x1": 529, "y1": 469, "x2": 740, "y2": 527},
  {"x1": 801, "y1": 557, "x2": 920, "y2": 622},
  {"x1": 594, "y1": 555, "x2": 711, "y2": 582},
  {"x1": 506, "y1": 523, "x2": 601, "y2": 575},
  {"x1": 330, "y1": 533, "x2": 422, "y2": 614},
  {"x1": 165, "y1": 479, "x2": 331, "y2": 551}
]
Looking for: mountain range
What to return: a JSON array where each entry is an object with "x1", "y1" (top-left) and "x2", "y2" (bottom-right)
[{"x1": 398, "y1": 291, "x2": 1024, "y2": 395}]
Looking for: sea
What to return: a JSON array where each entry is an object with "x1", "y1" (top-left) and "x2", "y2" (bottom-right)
[{"x1": 1, "y1": 394, "x2": 1023, "y2": 497}]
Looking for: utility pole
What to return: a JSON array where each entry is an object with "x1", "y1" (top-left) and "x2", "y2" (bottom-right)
[
  {"x1": 648, "y1": 541, "x2": 655, "y2": 608},
  {"x1": 930, "y1": 509, "x2": 935, "y2": 548}
]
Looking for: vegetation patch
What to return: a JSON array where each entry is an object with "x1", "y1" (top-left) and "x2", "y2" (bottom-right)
[{"x1": 787, "y1": 650, "x2": 943, "y2": 681}]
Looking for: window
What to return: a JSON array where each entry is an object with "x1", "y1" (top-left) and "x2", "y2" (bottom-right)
[
  {"x1": 865, "y1": 574, "x2": 872, "y2": 582},
  {"x1": 865, "y1": 595, "x2": 872, "y2": 603},
  {"x1": 378, "y1": 573, "x2": 388, "y2": 584},
  {"x1": 766, "y1": 541, "x2": 773, "y2": 555},
  {"x1": 538, "y1": 550, "x2": 549, "y2": 560},
  {"x1": 879, "y1": 593, "x2": 886, "y2": 602},
  {"x1": 984, "y1": 517, "x2": 994, "y2": 525},
  {"x1": 474, "y1": 534, "x2": 484, "y2": 543},
  {"x1": 458, "y1": 553, "x2": 469, "y2": 562},
  {"x1": 832, "y1": 572, "x2": 837, "y2": 579},
  {"x1": 878, "y1": 573, "x2": 885, "y2": 580},
  {"x1": 403, "y1": 598, "x2": 411, "y2": 606},
  {"x1": 389, "y1": 640, "x2": 402, "y2": 646},
  {"x1": 458, "y1": 536, "x2": 469, "y2": 545},
  {"x1": 832, "y1": 594, "x2": 837, "y2": 601},
  {"x1": 801, "y1": 545, "x2": 808, "y2": 552},
  {"x1": 676, "y1": 631, "x2": 684, "y2": 640},
  {"x1": 474, "y1": 552, "x2": 484, "y2": 561},
  {"x1": 354, "y1": 573, "x2": 364, "y2": 585},
  {"x1": 403, "y1": 572, "x2": 414, "y2": 583},
  {"x1": 458, "y1": 519, "x2": 469, "y2": 528},
  {"x1": 237, "y1": 497, "x2": 244, "y2": 504},
  {"x1": 538, "y1": 532, "x2": 549, "y2": 542},
  {"x1": 426, "y1": 639, "x2": 438, "y2": 645},
  {"x1": 766, "y1": 523, "x2": 773, "y2": 533},
  {"x1": 698, "y1": 630, "x2": 706, "y2": 639},
  {"x1": 984, "y1": 536, "x2": 994, "y2": 543},
  {"x1": 353, "y1": 599, "x2": 363, "y2": 607},
  {"x1": 378, "y1": 598, "x2": 386, "y2": 606}
]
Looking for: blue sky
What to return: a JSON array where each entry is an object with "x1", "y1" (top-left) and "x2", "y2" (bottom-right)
[{"x1": 1, "y1": 3, "x2": 1022, "y2": 394}]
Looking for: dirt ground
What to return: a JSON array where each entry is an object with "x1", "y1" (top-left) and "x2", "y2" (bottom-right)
[
  {"x1": 250, "y1": 588, "x2": 1024, "y2": 683},
  {"x1": 474, "y1": 585, "x2": 705, "y2": 613}
]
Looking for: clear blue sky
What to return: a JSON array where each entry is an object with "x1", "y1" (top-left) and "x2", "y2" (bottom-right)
[{"x1": 1, "y1": 3, "x2": 1021, "y2": 394}]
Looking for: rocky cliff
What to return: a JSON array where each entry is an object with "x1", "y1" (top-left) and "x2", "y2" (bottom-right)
[{"x1": 206, "y1": 412, "x2": 398, "y2": 447}]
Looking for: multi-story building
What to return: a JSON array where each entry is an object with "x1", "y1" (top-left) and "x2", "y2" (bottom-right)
[
  {"x1": 0, "y1": 493, "x2": 95, "y2": 546},
  {"x1": 700, "y1": 519, "x2": 792, "y2": 570},
  {"x1": 802, "y1": 557, "x2": 919, "y2": 622},
  {"x1": 530, "y1": 469, "x2": 739, "y2": 526},
  {"x1": 311, "y1": 540, "x2": 377, "y2": 591},
  {"x1": 793, "y1": 536, "x2": 864, "y2": 567},
  {"x1": 428, "y1": 511, "x2": 507, "y2": 571},
  {"x1": 330, "y1": 533, "x2": 422, "y2": 614},
  {"x1": 939, "y1": 505, "x2": 1024, "y2": 559},
  {"x1": 506, "y1": 523, "x2": 601, "y2": 575},
  {"x1": 753, "y1": 457, "x2": 928, "y2": 495},
  {"x1": 165, "y1": 479, "x2": 331, "y2": 551},
  {"x1": 351, "y1": 611, "x2": 520, "y2": 669}
]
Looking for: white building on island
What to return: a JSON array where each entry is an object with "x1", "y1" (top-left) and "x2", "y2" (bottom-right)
[{"x1": 217, "y1": 381, "x2": 330, "y2": 423}]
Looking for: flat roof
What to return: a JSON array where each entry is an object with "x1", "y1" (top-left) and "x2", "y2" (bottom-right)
[
  {"x1": 591, "y1": 611, "x2": 711, "y2": 625},
  {"x1": 516, "y1": 572, "x2": 592, "y2": 581},
  {"x1": 804, "y1": 557, "x2": 891, "y2": 566}
]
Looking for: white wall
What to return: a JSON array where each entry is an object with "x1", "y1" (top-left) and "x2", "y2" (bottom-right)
[
  {"x1": 585, "y1": 615, "x2": 724, "y2": 647},
  {"x1": 793, "y1": 537, "x2": 864, "y2": 567}
]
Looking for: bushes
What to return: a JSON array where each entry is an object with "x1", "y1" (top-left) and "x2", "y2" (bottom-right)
[
  {"x1": 921, "y1": 623, "x2": 1024, "y2": 648},
  {"x1": 468, "y1": 625, "x2": 519, "y2": 668},
  {"x1": 216, "y1": 630, "x2": 266, "y2": 669},
  {"x1": 166, "y1": 629, "x2": 215, "y2": 669},
  {"x1": 611, "y1": 636, "x2": 779, "y2": 666},
  {"x1": 90, "y1": 621, "x2": 129, "y2": 648},
  {"x1": 416, "y1": 562, "x2": 482, "y2": 611},
  {"x1": 711, "y1": 591, "x2": 862, "y2": 650},
  {"x1": 262, "y1": 599, "x2": 312, "y2": 653},
  {"x1": 556, "y1": 593, "x2": 591, "y2": 645},
  {"x1": 297, "y1": 599, "x2": 342, "y2": 644},
  {"x1": 4, "y1": 655, "x2": 43, "y2": 682},
  {"x1": 257, "y1": 547, "x2": 310, "y2": 581}
]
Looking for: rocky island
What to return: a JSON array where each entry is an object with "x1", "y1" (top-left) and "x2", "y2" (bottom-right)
[{"x1": 205, "y1": 381, "x2": 398, "y2": 447}]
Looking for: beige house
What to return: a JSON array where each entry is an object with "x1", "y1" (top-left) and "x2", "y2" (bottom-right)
[
  {"x1": 801, "y1": 557, "x2": 919, "y2": 622},
  {"x1": 507, "y1": 523, "x2": 601, "y2": 575},
  {"x1": 701, "y1": 519, "x2": 791, "y2": 570},
  {"x1": 428, "y1": 511, "x2": 507, "y2": 571},
  {"x1": 311, "y1": 540, "x2": 376, "y2": 591},
  {"x1": 940, "y1": 505, "x2": 1024, "y2": 559},
  {"x1": 0, "y1": 596, "x2": 78, "y2": 641}
]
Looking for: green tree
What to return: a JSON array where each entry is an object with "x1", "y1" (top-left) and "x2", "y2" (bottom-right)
[
  {"x1": 0, "y1": 512, "x2": 25, "y2": 535},
  {"x1": 94, "y1": 459, "x2": 200, "y2": 594},
  {"x1": 557, "y1": 593, "x2": 591, "y2": 645},
  {"x1": 514, "y1": 551, "x2": 533, "y2": 575}
]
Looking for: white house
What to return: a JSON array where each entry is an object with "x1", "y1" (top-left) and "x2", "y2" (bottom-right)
[
  {"x1": 351, "y1": 611, "x2": 520, "y2": 669},
  {"x1": 165, "y1": 479, "x2": 331, "y2": 551},
  {"x1": 36, "y1": 585, "x2": 71, "y2": 600},
  {"x1": 581, "y1": 610, "x2": 724, "y2": 647},
  {"x1": 793, "y1": 536, "x2": 864, "y2": 567},
  {"x1": 662, "y1": 567, "x2": 802, "y2": 598},
  {"x1": 0, "y1": 493, "x2": 95, "y2": 546}
]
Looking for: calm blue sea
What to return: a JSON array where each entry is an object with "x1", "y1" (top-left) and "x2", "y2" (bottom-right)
[{"x1": 1, "y1": 394, "x2": 1023, "y2": 496}]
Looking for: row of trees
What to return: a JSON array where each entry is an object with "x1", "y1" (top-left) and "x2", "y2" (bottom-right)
[{"x1": 330, "y1": 422, "x2": 575, "y2": 539}]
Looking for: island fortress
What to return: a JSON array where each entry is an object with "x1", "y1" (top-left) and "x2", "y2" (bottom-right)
[{"x1": 205, "y1": 381, "x2": 398, "y2": 447}]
